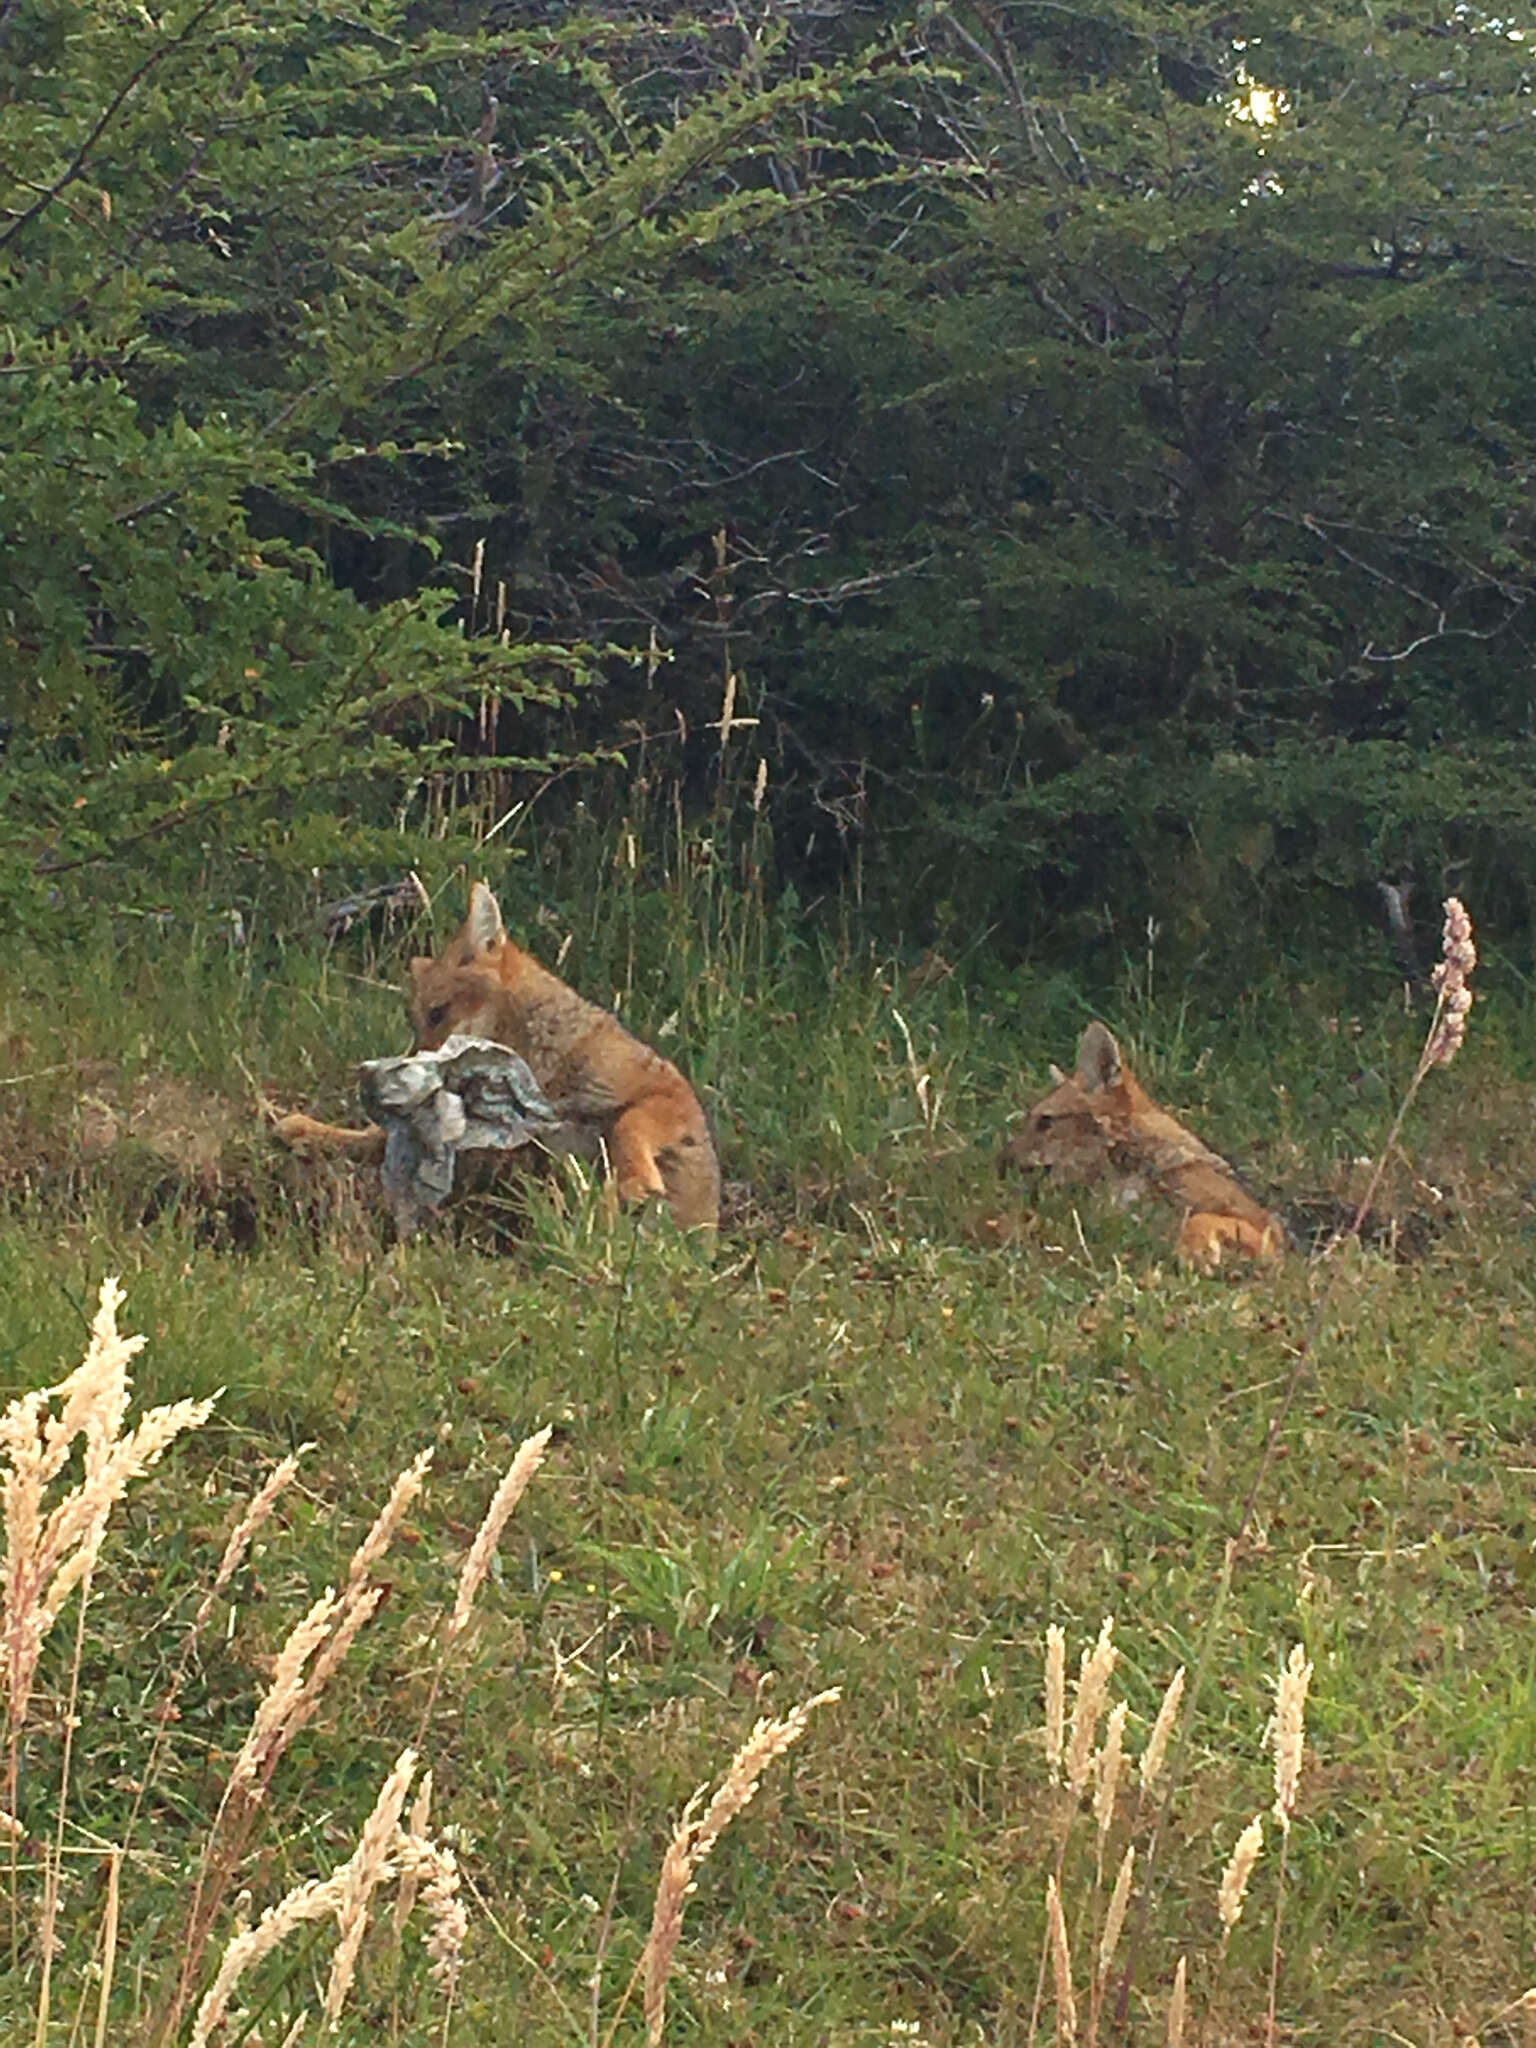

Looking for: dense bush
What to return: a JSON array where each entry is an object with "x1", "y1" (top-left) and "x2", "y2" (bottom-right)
[{"x1": 5, "y1": 1, "x2": 1535, "y2": 969}]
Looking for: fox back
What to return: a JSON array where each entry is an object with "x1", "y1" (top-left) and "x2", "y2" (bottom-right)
[{"x1": 1000, "y1": 1021, "x2": 1282, "y2": 1266}]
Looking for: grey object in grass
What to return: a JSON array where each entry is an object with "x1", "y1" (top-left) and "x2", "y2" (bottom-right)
[{"x1": 358, "y1": 1034, "x2": 588, "y2": 1231}]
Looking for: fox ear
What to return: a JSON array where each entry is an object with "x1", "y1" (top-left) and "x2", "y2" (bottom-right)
[
  {"x1": 1075, "y1": 1021, "x2": 1123, "y2": 1091},
  {"x1": 464, "y1": 880, "x2": 505, "y2": 955}
]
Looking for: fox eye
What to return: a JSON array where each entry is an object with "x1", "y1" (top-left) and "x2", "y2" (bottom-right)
[{"x1": 426, "y1": 1003, "x2": 450, "y2": 1031}]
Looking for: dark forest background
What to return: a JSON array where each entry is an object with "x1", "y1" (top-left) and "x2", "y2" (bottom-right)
[{"x1": 6, "y1": 0, "x2": 1535, "y2": 981}]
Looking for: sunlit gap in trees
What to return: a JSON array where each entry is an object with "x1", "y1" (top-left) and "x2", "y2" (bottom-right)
[
  {"x1": 1228, "y1": 39, "x2": 1288, "y2": 130},
  {"x1": 1228, "y1": 38, "x2": 1288, "y2": 202}
]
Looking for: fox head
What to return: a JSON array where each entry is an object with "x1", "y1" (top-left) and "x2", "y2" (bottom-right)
[
  {"x1": 998, "y1": 1021, "x2": 1144, "y2": 1186},
  {"x1": 408, "y1": 881, "x2": 516, "y2": 1050}
]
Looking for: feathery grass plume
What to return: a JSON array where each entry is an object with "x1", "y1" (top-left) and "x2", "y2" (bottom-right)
[
  {"x1": 195, "y1": 1448, "x2": 309, "y2": 1628},
  {"x1": 1065, "y1": 1618, "x2": 1116, "y2": 1800},
  {"x1": 1044, "y1": 1625, "x2": 1066, "y2": 1787},
  {"x1": 1270, "y1": 1644, "x2": 1312, "y2": 1834},
  {"x1": 394, "y1": 1769, "x2": 435, "y2": 1938},
  {"x1": 190, "y1": 1869, "x2": 351, "y2": 2046},
  {"x1": 224, "y1": 1590, "x2": 340, "y2": 1797},
  {"x1": 1266, "y1": 1643, "x2": 1314, "y2": 2044},
  {"x1": 1217, "y1": 1815, "x2": 1264, "y2": 1941},
  {"x1": 416, "y1": 1840, "x2": 468, "y2": 1996},
  {"x1": 1139, "y1": 1666, "x2": 1184, "y2": 1796},
  {"x1": 344, "y1": 1446, "x2": 433, "y2": 1604},
  {"x1": 1094, "y1": 1699, "x2": 1128, "y2": 1847},
  {"x1": 323, "y1": 1747, "x2": 418, "y2": 2023},
  {"x1": 448, "y1": 1425, "x2": 552, "y2": 1639},
  {"x1": 189, "y1": 1747, "x2": 461, "y2": 2047},
  {"x1": 1427, "y1": 896, "x2": 1476, "y2": 1068},
  {"x1": 1097, "y1": 1844, "x2": 1135, "y2": 1984},
  {"x1": 1, "y1": 1277, "x2": 214, "y2": 1733},
  {"x1": 1045, "y1": 1874, "x2": 1078, "y2": 2045},
  {"x1": 642, "y1": 1688, "x2": 840, "y2": 2046},
  {"x1": 226, "y1": 1448, "x2": 431, "y2": 1801},
  {"x1": 282, "y1": 1585, "x2": 385, "y2": 1752},
  {"x1": 1167, "y1": 1956, "x2": 1187, "y2": 2048}
]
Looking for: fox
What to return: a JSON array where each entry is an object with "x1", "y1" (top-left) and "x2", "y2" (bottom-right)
[
  {"x1": 275, "y1": 880, "x2": 721, "y2": 1232},
  {"x1": 998, "y1": 1021, "x2": 1284, "y2": 1270}
]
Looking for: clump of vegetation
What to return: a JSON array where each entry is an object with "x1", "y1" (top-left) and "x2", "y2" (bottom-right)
[{"x1": 1, "y1": 1280, "x2": 833, "y2": 2042}]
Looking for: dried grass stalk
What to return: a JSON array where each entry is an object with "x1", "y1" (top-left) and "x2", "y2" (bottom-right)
[
  {"x1": 196, "y1": 1448, "x2": 308, "y2": 1627},
  {"x1": 1139, "y1": 1666, "x2": 1184, "y2": 1795},
  {"x1": 93, "y1": 1845, "x2": 122, "y2": 2048},
  {"x1": 1217, "y1": 1814, "x2": 1264, "y2": 1939},
  {"x1": 1270, "y1": 1643, "x2": 1312, "y2": 1833},
  {"x1": 448, "y1": 1425, "x2": 552, "y2": 1639},
  {"x1": 642, "y1": 1688, "x2": 839, "y2": 2045},
  {"x1": 345, "y1": 1446, "x2": 432, "y2": 1604},
  {"x1": 1045, "y1": 1874, "x2": 1078, "y2": 2045},
  {"x1": 323, "y1": 1747, "x2": 418, "y2": 2022},
  {"x1": 1, "y1": 1277, "x2": 214, "y2": 1732},
  {"x1": 190, "y1": 1746, "x2": 462, "y2": 2046},
  {"x1": 1167, "y1": 1955, "x2": 1187, "y2": 2048},
  {"x1": 1094, "y1": 1699, "x2": 1128, "y2": 1845},
  {"x1": 1044, "y1": 1624, "x2": 1066, "y2": 1787},
  {"x1": 1097, "y1": 1844, "x2": 1135, "y2": 1983},
  {"x1": 1065, "y1": 1618, "x2": 1116, "y2": 1800}
]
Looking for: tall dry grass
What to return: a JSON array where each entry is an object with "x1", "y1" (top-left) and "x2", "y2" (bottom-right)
[{"x1": 0, "y1": 1281, "x2": 837, "y2": 2045}]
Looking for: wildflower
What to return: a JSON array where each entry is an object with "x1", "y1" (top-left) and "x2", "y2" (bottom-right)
[{"x1": 1426, "y1": 897, "x2": 1476, "y2": 1067}]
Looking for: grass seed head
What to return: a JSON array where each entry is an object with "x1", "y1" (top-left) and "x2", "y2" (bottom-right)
[
  {"x1": 1094, "y1": 1698, "x2": 1128, "y2": 1842},
  {"x1": 1140, "y1": 1665, "x2": 1185, "y2": 1794},
  {"x1": 227, "y1": 1590, "x2": 340, "y2": 1796},
  {"x1": 196, "y1": 1447, "x2": 309, "y2": 1628},
  {"x1": 1098, "y1": 1843, "x2": 1135, "y2": 1982},
  {"x1": 1167, "y1": 1955, "x2": 1187, "y2": 2048},
  {"x1": 1065, "y1": 1617, "x2": 1116, "y2": 1800},
  {"x1": 2, "y1": 1277, "x2": 212, "y2": 1733},
  {"x1": 323, "y1": 1747, "x2": 418, "y2": 2022},
  {"x1": 643, "y1": 1688, "x2": 839, "y2": 2046},
  {"x1": 1046, "y1": 1873, "x2": 1078, "y2": 2045},
  {"x1": 345, "y1": 1445, "x2": 432, "y2": 1603},
  {"x1": 1271, "y1": 1642, "x2": 1313, "y2": 1833},
  {"x1": 448, "y1": 1424, "x2": 552, "y2": 1639},
  {"x1": 1217, "y1": 1814, "x2": 1264, "y2": 1939}
]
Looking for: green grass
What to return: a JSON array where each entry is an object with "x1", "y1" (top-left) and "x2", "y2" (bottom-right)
[{"x1": 2, "y1": 867, "x2": 1535, "y2": 2045}]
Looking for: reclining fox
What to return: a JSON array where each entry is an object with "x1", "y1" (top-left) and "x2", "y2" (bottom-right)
[
  {"x1": 999, "y1": 1021, "x2": 1283, "y2": 1269},
  {"x1": 276, "y1": 881, "x2": 720, "y2": 1233}
]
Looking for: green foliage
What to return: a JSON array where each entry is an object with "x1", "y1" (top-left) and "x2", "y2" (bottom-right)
[
  {"x1": 6, "y1": 0, "x2": 1536, "y2": 963},
  {"x1": 0, "y1": 0, "x2": 901, "y2": 920}
]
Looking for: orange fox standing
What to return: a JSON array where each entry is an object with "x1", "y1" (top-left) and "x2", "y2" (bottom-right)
[
  {"x1": 276, "y1": 881, "x2": 720, "y2": 1233},
  {"x1": 998, "y1": 1021, "x2": 1283, "y2": 1270}
]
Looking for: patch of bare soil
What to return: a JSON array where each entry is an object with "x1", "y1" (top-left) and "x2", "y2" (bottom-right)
[{"x1": 0, "y1": 1067, "x2": 382, "y2": 1253}]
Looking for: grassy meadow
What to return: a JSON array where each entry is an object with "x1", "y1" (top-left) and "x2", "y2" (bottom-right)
[{"x1": 2, "y1": 840, "x2": 1535, "y2": 2045}]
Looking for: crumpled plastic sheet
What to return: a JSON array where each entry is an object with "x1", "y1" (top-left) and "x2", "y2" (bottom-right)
[{"x1": 358, "y1": 1033, "x2": 586, "y2": 1233}]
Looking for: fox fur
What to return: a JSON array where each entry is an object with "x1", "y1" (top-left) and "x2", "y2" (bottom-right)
[
  {"x1": 275, "y1": 881, "x2": 720, "y2": 1232},
  {"x1": 998, "y1": 1021, "x2": 1283, "y2": 1270}
]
